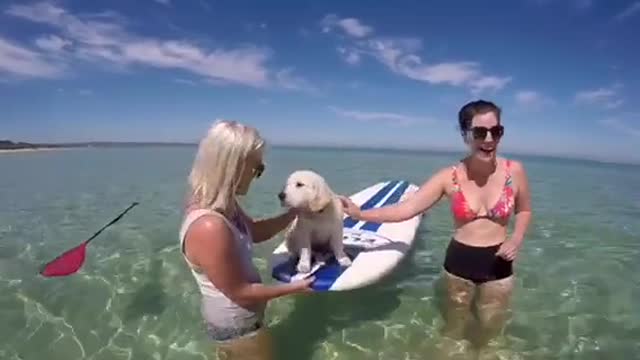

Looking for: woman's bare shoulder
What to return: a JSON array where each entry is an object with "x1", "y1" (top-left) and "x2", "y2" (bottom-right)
[
  {"x1": 505, "y1": 157, "x2": 526, "y2": 175},
  {"x1": 189, "y1": 213, "x2": 231, "y2": 236},
  {"x1": 184, "y1": 213, "x2": 235, "y2": 263},
  {"x1": 417, "y1": 164, "x2": 457, "y2": 191}
]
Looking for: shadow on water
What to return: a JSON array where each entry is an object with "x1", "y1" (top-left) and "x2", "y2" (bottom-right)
[
  {"x1": 270, "y1": 282, "x2": 403, "y2": 359},
  {"x1": 123, "y1": 258, "x2": 167, "y2": 321},
  {"x1": 269, "y1": 235, "x2": 426, "y2": 360}
]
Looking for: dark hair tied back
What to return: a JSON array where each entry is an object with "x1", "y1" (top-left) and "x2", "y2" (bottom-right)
[{"x1": 458, "y1": 99, "x2": 502, "y2": 137}]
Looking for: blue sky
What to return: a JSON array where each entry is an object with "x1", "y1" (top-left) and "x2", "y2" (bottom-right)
[{"x1": 1, "y1": 0, "x2": 639, "y2": 163}]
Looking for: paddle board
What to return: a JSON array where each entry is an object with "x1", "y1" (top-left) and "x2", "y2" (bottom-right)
[{"x1": 270, "y1": 179, "x2": 423, "y2": 291}]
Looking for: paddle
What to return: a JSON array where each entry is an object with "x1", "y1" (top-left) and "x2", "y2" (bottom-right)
[{"x1": 39, "y1": 202, "x2": 140, "y2": 277}]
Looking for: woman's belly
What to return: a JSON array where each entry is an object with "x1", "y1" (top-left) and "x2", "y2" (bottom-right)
[{"x1": 453, "y1": 219, "x2": 508, "y2": 246}]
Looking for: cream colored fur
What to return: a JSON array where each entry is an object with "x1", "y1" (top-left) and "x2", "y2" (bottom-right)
[{"x1": 279, "y1": 170, "x2": 351, "y2": 273}]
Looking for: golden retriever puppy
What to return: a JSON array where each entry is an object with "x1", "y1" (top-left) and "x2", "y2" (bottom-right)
[{"x1": 278, "y1": 170, "x2": 351, "y2": 273}]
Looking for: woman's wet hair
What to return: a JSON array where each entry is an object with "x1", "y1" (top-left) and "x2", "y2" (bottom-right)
[{"x1": 458, "y1": 100, "x2": 502, "y2": 137}]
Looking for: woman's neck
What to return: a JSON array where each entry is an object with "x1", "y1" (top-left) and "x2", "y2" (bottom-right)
[{"x1": 466, "y1": 157, "x2": 497, "y2": 179}]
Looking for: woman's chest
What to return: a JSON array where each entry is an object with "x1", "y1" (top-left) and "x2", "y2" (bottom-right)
[{"x1": 447, "y1": 177, "x2": 509, "y2": 210}]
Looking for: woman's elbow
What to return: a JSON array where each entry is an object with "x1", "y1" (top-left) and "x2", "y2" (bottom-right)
[
  {"x1": 230, "y1": 292, "x2": 255, "y2": 309},
  {"x1": 393, "y1": 204, "x2": 422, "y2": 222},
  {"x1": 219, "y1": 283, "x2": 256, "y2": 308},
  {"x1": 203, "y1": 271, "x2": 256, "y2": 307}
]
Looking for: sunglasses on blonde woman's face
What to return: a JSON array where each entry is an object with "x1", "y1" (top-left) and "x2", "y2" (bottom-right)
[{"x1": 253, "y1": 163, "x2": 265, "y2": 178}]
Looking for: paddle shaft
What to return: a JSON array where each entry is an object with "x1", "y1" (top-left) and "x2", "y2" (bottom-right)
[{"x1": 85, "y1": 202, "x2": 139, "y2": 245}]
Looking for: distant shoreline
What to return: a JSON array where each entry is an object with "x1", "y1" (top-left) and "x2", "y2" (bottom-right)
[
  {"x1": 1, "y1": 140, "x2": 638, "y2": 167},
  {"x1": 0, "y1": 147, "x2": 67, "y2": 154},
  {"x1": 0, "y1": 140, "x2": 195, "y2": 152}
]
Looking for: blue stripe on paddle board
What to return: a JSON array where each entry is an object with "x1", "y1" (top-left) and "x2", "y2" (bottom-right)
[
  {"x1": 316, "y1": 181, "x2": 410, "y2": 291},
  {"x1": 358, "y1": 180, "x2": 410, "y2": 232},
  {"x1": 270, "y1": 251, "x2": 361, "y2": 291},
  {"x1": 343, "y1": 180, "x2": 399, "y2": 228},
  {"x1": 310, "y1": 261, "x2": 345, "y2": 291},
  {"x1": 307, "y1": 247, "x2": 363, "y2": 291}
]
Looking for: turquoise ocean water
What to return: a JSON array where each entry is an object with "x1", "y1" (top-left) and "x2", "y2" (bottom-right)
[{"x1": 1, "y1": 146, "x2": 639, "y2": 360}]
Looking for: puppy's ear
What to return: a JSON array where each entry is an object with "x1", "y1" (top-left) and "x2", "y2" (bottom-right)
[{"x1": 309, "y1": 180, "x2": 332, "y2": 212}]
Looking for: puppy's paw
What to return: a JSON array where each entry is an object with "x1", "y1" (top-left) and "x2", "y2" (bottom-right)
[
  {"x1": 337, "y1": 255, "x2": 352, "y2": 267},
  {"x1": 296, "y1": 259, "x2": 312, "y2": 273}
]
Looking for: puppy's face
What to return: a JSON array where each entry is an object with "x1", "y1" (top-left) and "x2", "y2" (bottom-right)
[{"x1": 279, "y1": 170, "x2": 332, "y2": 212}]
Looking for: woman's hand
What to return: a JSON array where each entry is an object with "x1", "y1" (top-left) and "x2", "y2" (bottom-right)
[
  {"x1": 339, "y1": 196, "x2": 361, "y2": 219},
  {"x1": 288, "y1": 276, "x2": 315, "y2": 294},
  {"x1": 495, "y1": 239, "x2": 521, "y2": 261},
  {"x1": 241, "y1": 206, "x2": 297, "y2": 243}
]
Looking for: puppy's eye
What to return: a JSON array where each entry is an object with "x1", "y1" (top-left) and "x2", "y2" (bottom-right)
[{"x1": 296, "y1": 182, "x2": 304, "y2": 187}]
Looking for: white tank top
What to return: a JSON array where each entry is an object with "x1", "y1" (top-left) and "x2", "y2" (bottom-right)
[{"x1": 179, "y1": 208, "x2": 262, "y2": 301}]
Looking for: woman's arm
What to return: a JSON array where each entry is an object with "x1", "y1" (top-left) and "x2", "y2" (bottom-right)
[
  {"x1": 510, "y1": 161, "x2": 532, "y2": 245},
  {"x1": 342, "y1": 168, "x2": 449, "y2": 223},
  {"x1": 496, "y1": 161, "x2": 532, "y2": 260},
  {"x1": 185, "y1": 215, "x2": 312, "y2": 309},
  {"x1": 237, "y1": 207, "x2": 296, "y2": 244}
]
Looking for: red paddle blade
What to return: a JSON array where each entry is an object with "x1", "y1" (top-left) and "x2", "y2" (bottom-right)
[{"x1": 40, "y1": 241, "x2": 88, "y2": 277}]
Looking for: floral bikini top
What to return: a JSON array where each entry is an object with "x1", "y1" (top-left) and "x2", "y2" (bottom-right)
[{"x1": 450, "y1": 159, "x2": 515, "y2": 222}]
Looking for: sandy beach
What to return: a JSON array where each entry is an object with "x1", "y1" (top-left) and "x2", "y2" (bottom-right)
[{"x1": 0, "y1": 147, "x2": 68, "y2": 154}]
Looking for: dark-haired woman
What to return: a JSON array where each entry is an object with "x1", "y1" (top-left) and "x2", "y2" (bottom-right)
[{"x1": 341, "y1": 100, "x2": 533, "y2": 352}]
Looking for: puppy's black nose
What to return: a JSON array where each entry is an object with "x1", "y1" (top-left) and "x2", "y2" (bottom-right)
[{"x1": 278, "y1": 192, "x2": 285, "y2": 200}]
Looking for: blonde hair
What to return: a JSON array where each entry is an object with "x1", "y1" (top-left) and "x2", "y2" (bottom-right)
[{"x1": 188, "y1": 119, "x2": 265, "y2": 217}]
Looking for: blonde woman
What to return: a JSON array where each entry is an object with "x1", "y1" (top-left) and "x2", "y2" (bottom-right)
[{"x1": 179, "y1": 120, "x2": 313, "y2": 359}]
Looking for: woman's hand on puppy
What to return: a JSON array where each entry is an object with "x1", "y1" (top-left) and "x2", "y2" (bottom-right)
[
  {"x1": 339, "y1": 196, "x2": 361, "y2": 219},
  {"x1": 285, "y1": 206, "x2": 301, "y2": 218}
]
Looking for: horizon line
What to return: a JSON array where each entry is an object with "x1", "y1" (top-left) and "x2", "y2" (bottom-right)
[{"x1": 2, "y1": 139, "x2": 638, "y2": 167}]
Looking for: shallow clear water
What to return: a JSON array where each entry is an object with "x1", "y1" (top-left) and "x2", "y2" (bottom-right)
[{"x1": 1, "y1": 147, "x2": 639, "y2": 359}]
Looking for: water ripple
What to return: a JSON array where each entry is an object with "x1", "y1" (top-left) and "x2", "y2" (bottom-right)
[{"x1": 1, "y1": 147, "x2": 639, "y2": 359}]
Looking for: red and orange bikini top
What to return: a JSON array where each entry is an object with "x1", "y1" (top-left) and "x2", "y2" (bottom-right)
[{"x1": 450, "y1": 159, "x2": 515, "y2": 222}]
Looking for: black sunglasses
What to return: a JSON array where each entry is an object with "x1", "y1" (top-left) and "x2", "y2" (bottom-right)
[
  {"x1": 253, "y1": 163, "x2": 265, "y2": 178},
  {"x1": 470, "y1": 125, "x2": 504, "y2": 140}
]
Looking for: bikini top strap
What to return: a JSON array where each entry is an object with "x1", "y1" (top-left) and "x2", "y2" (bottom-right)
[
  {"x1": 504, "y1": 159, "x2": 513, "y2": 186},
  {"x1": 451, "y1": 163, "x2": 461, "y2": 191}
]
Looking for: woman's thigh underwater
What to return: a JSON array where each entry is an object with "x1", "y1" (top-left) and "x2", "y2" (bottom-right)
[{"x1": 215, "y1": 327, "x2": 274, "y2": 360}]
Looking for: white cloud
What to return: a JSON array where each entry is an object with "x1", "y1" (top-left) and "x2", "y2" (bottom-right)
[
  {"x1": 321, "y1": 15, "x2": 511, "y2": 94},
  {"x1": 575, "y1": 84, "x2": 624, "y2": 109},
  {"x1": 516, "y1": 90, "x2": 541, "y2": 105},
  {"x1": 337, "y1": 47, "x2": 361, "y2": 65},
  {"x1": 34, "y1": 34, "x2": 72, "y2": 52},
  {"x1": 599, "y1": 117, "x2": 640, "y2": 137},
  {"x1": 321, "y1": 14, "x2": 373, "y2": 38},
  {"x1": 356, "y1": 37, "x2": 510, "y2": 93},
  {"x1": 469, "y1": 75, "x2": 512, "y2": 95},
  {"x1": 122, "y1": 40, "x2": 270, "y2": 86},
  {"x1": 274, "y1": 68, "x2": 319, "y2": 94},
  {"x1": 614, "y1": 1, "x2": 640, "y2": 21},
  {"x1": 174, "y1": 78, "x2": 198, "y2": 85},
  {"x1": 5, "y1": 2, "x2": 307, "y2": 89},
  {"x1": 328, "y1": 106, "x2": 432, "y2": 126},
  {"x1": 515, "y1": 90, "x2": 554, "y2": 108},
  {"x1": 0, "y1": 37, "x2": 64, "y2": 78},
  {"x1": 154, "y1": 0, "x2": 171, "y2": 5}
]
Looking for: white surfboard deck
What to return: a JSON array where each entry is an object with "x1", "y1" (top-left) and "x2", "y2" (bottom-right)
[{"x1": 269, "y1": 179, "x2": 423, "y2": 291}]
